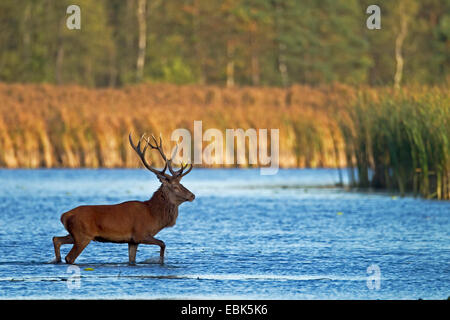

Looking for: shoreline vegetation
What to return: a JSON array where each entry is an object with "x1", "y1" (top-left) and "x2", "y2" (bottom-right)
[{"x1": 0, "y1": 83, "x2": 448, "y2": 199}]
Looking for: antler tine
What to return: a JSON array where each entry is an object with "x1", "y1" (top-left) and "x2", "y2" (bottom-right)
[
  {"x1": 170, "y1": 162, "x2": 193, "y2": 179},
  {"x1": 167, "y1": 143, "x2": 180, "y2": 176},
  {"x1": 135, "y1": 133, "x2": 145, "y2": 150},
  {"x1": 131, "y1": 132, "x2": 193, "y2": 180},
  {"x1": 147, "y1": 134, "x2": 167, "y2": 162},
  {"x1": 143, "y1": 133, "x2": 180, "y2": 178},
  {"x1": 129, "y1": 132, "x2": 170, "y2": 179},
  {"x1": 167, "y1": 144, "x2": 193, "y2": 179},
  {"x1": 180, "y1": 163, "x2": 193, "y2": 178},
  {"x1": 150, "y1": 138, "x2": 186, "y2": 178}
]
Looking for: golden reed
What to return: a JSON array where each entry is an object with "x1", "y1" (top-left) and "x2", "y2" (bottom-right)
[{"x1": 0, "y1": 83, "x2": 351, "y2": 169}]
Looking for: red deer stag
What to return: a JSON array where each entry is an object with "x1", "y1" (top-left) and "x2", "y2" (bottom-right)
[{"x1": 52, "y1": 133, "x2": 194, "y2": 264}]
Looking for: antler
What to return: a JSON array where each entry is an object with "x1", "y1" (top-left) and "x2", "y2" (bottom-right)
[
  {"x1": 146, "y1": 134, "x2": 167, "y2": 161},
  {"x1": 129, "y1": 133, "x2": 170, "y2": 180},
  {"x1": 129, "y1": 133, "x2": 193, "y2": 180},
  {"x1": 148, "y1": 135, "x2": 193, "y2": 179},
  {"x1": 177, "y1": 163, "x2": 193, "y2": 178},
  {"x1": 166, "y1": 143, "x2": 193, "y2": 179}
]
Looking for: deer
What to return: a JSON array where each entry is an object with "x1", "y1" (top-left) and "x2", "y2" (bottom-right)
[{"x1": 52, "y1": 133, "x2": 195, "y2": 265}]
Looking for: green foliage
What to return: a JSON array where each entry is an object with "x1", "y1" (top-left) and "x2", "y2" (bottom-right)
[
  {"x1": 340, "y1": 88, "x2": 450, "y2": 199},
  {"x1": 0, "y1": 0, "x2": 448, "y2": 87},
  {"x1": 161, "y1": 57, "x2": 197, "y2": 84}
]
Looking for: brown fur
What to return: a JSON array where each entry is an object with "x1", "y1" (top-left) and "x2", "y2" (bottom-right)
[
  {"x1": 53, "y1": 179, "x2": 194, "y2": 264},
  {"x1": 53, "y1": 133, "x2": 195, "y2": 264}
]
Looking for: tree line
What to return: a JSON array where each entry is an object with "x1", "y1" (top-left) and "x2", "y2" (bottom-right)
[{"x1": 0, "y1": 0, "x2": 448, "y2": 88}]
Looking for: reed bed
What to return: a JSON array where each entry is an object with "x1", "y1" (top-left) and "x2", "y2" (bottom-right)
[
  {"x1": 0, "y1": 83, "x2": 346, "y2": 170},
  {"x1": 339, "y1": 87, "x2": 449, "y2": 200},
  {"x1": 0, "y1": 82, "x2": 447, "y2": 200}
]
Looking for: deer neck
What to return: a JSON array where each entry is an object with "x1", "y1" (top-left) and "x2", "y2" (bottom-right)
[{"x1": 147, "y1": 185, "x2": 179, "y2": 228}]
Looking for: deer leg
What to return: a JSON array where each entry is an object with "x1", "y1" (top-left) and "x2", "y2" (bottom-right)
[
  {"x1": 65, "y1": 238, "x2": 91, "y2": 264},
  {"x1": 128, "y1": 243, "x2": 138, "y2": 265},
  {"x1": 52, "y1": 235, "x2": 74, "y2": 263},
  {"x1": 140, "y1": 236, "x2": 166, "y2": 264}
]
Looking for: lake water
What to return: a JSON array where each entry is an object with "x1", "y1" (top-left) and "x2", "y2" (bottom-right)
[{"x1": 0, "y1": 169, "x2": 448, "y2": 299}]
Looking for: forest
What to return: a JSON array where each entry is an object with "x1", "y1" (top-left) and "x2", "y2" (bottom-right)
[
  {"x1": 0, "y1": 0, "x2": 448, "y2": 199},
  {"x1": 0, "y1": 0, "x2": 448, "y2": 87}
]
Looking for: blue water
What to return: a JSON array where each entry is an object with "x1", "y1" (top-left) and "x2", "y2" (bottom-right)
[{"x1": 0, "y1": 169, "x2": 448, "y2": 299}]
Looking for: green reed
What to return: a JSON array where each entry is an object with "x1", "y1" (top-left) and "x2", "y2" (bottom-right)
[{"x1": 340, "y1": 88, "x2": 449, "y2": 200}]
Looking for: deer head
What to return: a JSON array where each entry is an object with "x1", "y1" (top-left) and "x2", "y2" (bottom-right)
[{"x1": 129, "y1": 133, "x2": 195, "y2": 205}]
